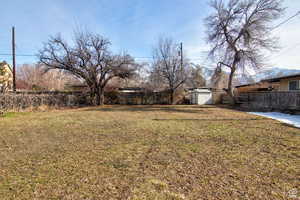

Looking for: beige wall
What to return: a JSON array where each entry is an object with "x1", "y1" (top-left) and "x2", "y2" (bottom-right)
[{"x1": 279, "y1": 77, "x2": 300, "y2": 91}]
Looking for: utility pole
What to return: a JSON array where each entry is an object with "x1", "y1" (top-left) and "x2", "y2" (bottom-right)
[
  {"x1": 12, "y1": 26, "x2": 16, "y2": 92},
  {"x1": 180, "y1": 42, "x2": 183, "y2": 70}
]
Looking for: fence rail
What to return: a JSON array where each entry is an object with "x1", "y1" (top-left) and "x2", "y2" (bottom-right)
[{"x1": 237, "y1": 91, "x2": 300, "y2": 111}]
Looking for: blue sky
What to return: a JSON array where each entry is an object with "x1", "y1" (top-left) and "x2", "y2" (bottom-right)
[{"x1": 0, "y1": 0, "x2": 299, "y2": 69}]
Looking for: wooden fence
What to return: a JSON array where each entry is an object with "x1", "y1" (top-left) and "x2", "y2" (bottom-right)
[
  {"x1": 237, "y1": 92, "x2": 300, "y2": 111},
  {"x1": 118, "y1": 91, "x2": 172, "y2": 105}
]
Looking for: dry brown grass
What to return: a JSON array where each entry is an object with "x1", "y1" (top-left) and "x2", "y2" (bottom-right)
[{"x1": 0, "y1": 105, "x2": 299, "y2": 199}]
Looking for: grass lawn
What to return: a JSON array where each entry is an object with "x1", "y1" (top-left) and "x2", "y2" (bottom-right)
[{"x1": 0, "y1": 105, "x2": 299, "y2": 199}]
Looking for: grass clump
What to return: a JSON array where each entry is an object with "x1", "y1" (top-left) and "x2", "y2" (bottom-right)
[{"x1": 131, "y1": 179, "x2": 185, "y2": 200}]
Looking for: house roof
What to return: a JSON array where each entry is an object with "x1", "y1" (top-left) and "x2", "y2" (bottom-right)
[
  {"x1": 235, "y1": 83, "x2": 259, "y2": 88},
  {"x1": 65, "y1": 83, "x2": 87, "y2": 88},
  {"x1": 118, "y1": 87, "x2": 145, "y2": 91},
  {"x1": 262, "y1": 73, "x2": 300, "y2": 83},
  {"x1": 186, "y1": 87, "x2": 212, "y2": 90},
  {"x1": 235, "y1": 80, "x2": 279, "y2": 88}
]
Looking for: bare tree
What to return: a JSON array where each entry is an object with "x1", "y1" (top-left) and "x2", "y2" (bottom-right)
[
  {"x1": 118, "y1": 63, "x2": 148, "y2": 88},
  {"x1": 147, "y1": 65, "x2": 166, "y2": 92},
  {"x1": 17, "y1": 64, "x2": 77, "y2": 91},
  {"x1": 39, "y1": 32, "x2": 137, "y2": 105},
  {"x1": 210, "y1": 66, "x2": 228, "y2": 90},
  {"x1": 205, "y1": 0, "x2": 284, "y2": 104},
  {"x1": 186, "y1": 64, "x2": 206, "y2": 88},
  {"x1": 152, "y1": 38, "x2": 187, "y2": 104},
  {"x1": 17, "y1": 64, "x2": 43, "y2": 90}
]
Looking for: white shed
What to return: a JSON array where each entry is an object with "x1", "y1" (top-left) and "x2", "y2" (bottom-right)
[{"x1": 190, "y1": 88, "x2": 213, "y2": 105}]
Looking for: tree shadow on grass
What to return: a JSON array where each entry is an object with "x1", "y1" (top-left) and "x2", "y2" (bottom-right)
[
  {"x1": 152, "y1": 118, "x2": 269, "y2": 121},
  {"x1": 83, "y1": 105, "x2": 216, "y2": 114}
]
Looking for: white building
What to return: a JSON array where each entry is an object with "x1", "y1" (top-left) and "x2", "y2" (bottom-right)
[{"x1": 189, "y1": 88, "x2": 213, "y2": 105}]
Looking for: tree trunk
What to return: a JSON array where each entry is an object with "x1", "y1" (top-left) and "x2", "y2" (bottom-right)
[
  {"x1": 98, "y1": 88, "x2": 105, "y2": 105},
  {"x1": 169, "y1": 89, "x2": 175, "y2": 105},
  {"x1": 227, "y1": 68, "x2": 236, "y2": 105},
  {"x1": 95, "y1": 92, "x2": 101, "y2": 106},
  {"x1": 89, "y1": 86, "x2": 103, "y2": 106},
  {"x1": 92, "y1": 87, "x2": 105, "y2": 106},
  {"x1": 89, "y1": 89, "x2": 96, "y2": 105}
]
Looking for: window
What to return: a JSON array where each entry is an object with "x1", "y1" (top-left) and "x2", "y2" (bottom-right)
[{"x1": 289, "y1": 80, "x2": 300, "y2": 91}]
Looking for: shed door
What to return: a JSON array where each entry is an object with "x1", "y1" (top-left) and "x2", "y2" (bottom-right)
[{"x1": 197, "y1": 92, "x2": 212, "y2": 105}]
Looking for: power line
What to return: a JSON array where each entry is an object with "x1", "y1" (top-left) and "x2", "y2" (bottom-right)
[
  {"x1": 270, "y1": 42, "x2": 300, "y2": 60},
  {"x1": 136, "y1": 11, "x2": 300, "y2": 64},
  {"x1": 268, "y1": 10, "x2": 300, "y2": 58},
  {"x1": 1, "y1": 10, "x2": 298, "y2": 61},
  {"x1": 256, "y1": 11, "x2": 300, "y2": 61},
  {"x1": 0, "y1": 53, "x2": 36, "y2": 57},
  {"x1": 272, "y1": 11, "x2": 300, "y2": 30},
  {"x1": 0, "y1": 53, "x2": 208, "y2": 61}
]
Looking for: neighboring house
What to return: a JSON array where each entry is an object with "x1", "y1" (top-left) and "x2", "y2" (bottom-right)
[
  {"x1": 262, "y1": 73, "x2": 300, "y2": 91},
  {"x1": 0, "y1": 61, "x2": 13, "y2": 93},
  {"x1": 118, "y1": 87, "x2": 148, "y2": 105},
  {"x1": 65, "y1": 83, "x2": 88, "y2": 92},
  {"x1": 235, "y1": 81, "x2": 279, "y2": 93},
  {"x1": 118, "y1": 87, "x2": 146, "y2": 93},
  {"x1": 236, "y1": 73, "x2": 300, "y2": 111}
]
